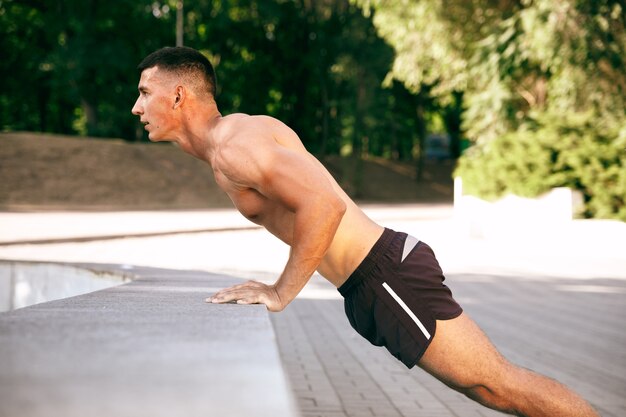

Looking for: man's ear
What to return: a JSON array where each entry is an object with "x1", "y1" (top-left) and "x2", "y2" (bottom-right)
[{"x1": 173, "y1": 85, "x2": 185, "y2": 109}]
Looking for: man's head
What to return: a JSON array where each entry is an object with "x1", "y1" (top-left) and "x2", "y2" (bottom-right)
[
  {"x1": 131, "y1": 46, "x2": 217, "y2": 142},
  {"x1": 137, "y1": 46, "x2": 217, "y2": 98}
]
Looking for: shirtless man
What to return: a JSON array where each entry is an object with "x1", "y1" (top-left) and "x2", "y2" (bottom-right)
[{"x1": 131, "y1": 46, "x2": 599, "y2": 417}]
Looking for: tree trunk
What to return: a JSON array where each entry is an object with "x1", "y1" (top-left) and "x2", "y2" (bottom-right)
[
  {"x1": 319, "y1": 75, "x2": 329, "y2": 156},
  {"x1": 81, "y1": 98, "x2": 98, "y2": 137},
  {"x1": 351, "y1": 71, "x2": 366, "y2": 197},
  {"x1": 445, "y1": 91, "x2": 464, "y2": 159},
  {"x1": 414, "y1": 97, "x2": 427, "y2": 182}
]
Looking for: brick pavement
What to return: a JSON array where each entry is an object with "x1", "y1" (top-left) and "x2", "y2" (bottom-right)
[{"x1": 271, "y1": 274, "x2": 626, "y2": 417}]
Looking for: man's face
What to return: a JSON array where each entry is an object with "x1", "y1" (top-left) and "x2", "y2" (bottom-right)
[{"x1": 131, "y1": 67, "x2": 177, "y2": 142}]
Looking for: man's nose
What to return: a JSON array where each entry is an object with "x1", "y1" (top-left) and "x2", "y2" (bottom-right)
[{"x1": 131, "y1": 98, "x2": 142, "y2": 115}]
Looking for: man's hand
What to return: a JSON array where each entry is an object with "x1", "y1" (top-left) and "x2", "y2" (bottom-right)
[{"x1": 207, "y1": 280, "x2": 285, "y2": 312}]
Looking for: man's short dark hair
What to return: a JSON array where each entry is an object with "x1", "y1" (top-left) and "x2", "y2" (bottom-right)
[{"x1": 138, "y1": 46, "x2": 217, "y2": 97}]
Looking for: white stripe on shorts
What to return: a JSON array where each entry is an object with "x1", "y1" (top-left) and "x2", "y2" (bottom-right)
[
  {"x1": 401, "y1": 235, "x2": 420, "y2": 262},
  {"x1": 382, "y1": 282, "x2": 431, "y2": 340}
]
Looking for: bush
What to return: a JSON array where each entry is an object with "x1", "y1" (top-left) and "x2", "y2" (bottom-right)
[{"x1": 455, "y1": 112, "x2": 626, "y2": 221}]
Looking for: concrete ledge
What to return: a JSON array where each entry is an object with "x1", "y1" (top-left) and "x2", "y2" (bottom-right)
[{"x1": 0, "y1": 261, "x2": 299, "y2": 417}]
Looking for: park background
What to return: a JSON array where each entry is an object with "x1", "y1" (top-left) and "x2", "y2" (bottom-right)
[{"x1": 1, "y1": 0, "x2": 625, "y2": 219}]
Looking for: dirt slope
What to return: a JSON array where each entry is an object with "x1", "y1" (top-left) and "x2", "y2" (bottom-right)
[{"x1": 0, "y1": 132, "x2": 453, "y2": 211}]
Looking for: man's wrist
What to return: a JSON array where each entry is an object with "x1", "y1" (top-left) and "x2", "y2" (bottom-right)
[
  {"x1": 263, "y1": 284, "x2": 284, "y2": 312},
  {"x1": 273, "y1": 282, "x2": 297, "y2": 310}
]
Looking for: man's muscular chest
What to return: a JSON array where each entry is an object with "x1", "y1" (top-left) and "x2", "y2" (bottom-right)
[
  {"x1": 213, "y1": 169, "x2": 261, "y2": 219},
  {"x1": 213, "y1": 168, "x2": 294, "y2": 241}
]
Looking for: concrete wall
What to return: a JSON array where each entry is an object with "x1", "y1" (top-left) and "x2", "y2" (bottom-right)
[
  {"x1": 454, "y1": 178, "x2": 584, "y2": 239},
  {"x1": 0, "y1": 262, "x2": 300, "y2": 417}
]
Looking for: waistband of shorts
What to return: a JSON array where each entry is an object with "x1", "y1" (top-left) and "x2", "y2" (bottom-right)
[{"x1": 338, "y1": 228, "x2": 397, "y2": 297}]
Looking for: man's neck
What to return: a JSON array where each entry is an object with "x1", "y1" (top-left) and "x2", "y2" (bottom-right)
[{"x1": 178, "y1": 105, "x2": 222, "y2": 162}]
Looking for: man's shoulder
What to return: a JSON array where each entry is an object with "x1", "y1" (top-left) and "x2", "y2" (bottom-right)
[
  {"x1": 218, "y1": 114, "x2": 291, "y2": 149},
  {"x1": 212, "y1": 115, "x2": 288, "y2": 185},
  {"x1": 221, "y1": 113, "x2": 282, "y2": 130},
  {"x1": 214, "y1": 115, "x2": 278, "y2": 164}
]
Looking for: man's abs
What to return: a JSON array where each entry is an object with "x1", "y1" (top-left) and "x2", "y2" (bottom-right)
[{"x1": 316, "y1": 203, "x2": 384, "y2": 287}]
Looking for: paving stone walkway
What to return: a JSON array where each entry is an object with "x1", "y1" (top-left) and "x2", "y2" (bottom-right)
[{"x1": 272, "y1": 274, "x2": 626, "y2": 417}]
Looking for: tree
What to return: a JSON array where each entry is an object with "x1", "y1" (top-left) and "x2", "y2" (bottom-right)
[
  {"x1": 0, "y1": 1, "x2": 57, "y2": 132},
  {"x1": 455, "y1": 111, "x2": 626, "y2": 220},
  {"x1": 0, "y1": 0, "x2": 174, "y2": 139},
  {"x1": 354, "y1": 0, "x2": 626, "y2": 143},
  {"x1": 355, "y1": 0, "x2": 626, "y2": 219}
]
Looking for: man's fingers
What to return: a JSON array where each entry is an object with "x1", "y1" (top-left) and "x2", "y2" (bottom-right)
[
  {"x1": 208, "y1": 289, "x2": 245, "y2": 303},
  {"x1": 206, "y1": 281, "x2": 283, "y2": 311},
  {"x1": 212, "y1": 292, "x2": 264, "y2": 306},
  {"x1": 209, "y1": 280, "x2": 263, "y2": 300},
  {"x1": 208, "y1": 283, "x2": 266, "y2": 304}
]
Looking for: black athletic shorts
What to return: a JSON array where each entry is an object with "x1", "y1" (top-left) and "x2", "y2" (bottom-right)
[{"x1": 338, "y1": 228, "x2": 463, "y2": 368}]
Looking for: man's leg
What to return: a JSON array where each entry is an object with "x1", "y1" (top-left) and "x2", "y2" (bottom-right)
[{"x1": 418, "y1": 313, "x2": 600, "y2": 417}]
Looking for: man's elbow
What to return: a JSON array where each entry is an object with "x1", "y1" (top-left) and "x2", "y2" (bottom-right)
[
  {"x1": 306, "y1": 192, "x2": 346, "y2": 226},
  {"x1": 330, "y1": 195, "x2": 347, "y2": 223}
]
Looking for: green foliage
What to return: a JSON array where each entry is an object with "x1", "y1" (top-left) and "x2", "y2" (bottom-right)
[
  {"x1": 455, "y1": 112, "x2": 626, "y2": 220},
  {"x1": 355, "y1": 0, "x2": 626, "y2": 144},
  {"x1": 0, "y1": 0, "x2": 173, "y2": 138},
  {"x1": 0, "y1": 0, "x2": 423, "y2": 159}
]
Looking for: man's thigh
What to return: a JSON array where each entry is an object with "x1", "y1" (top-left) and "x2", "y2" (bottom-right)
[{"x1": 418, "y1": 312, "x2": 511, "y2": 390}]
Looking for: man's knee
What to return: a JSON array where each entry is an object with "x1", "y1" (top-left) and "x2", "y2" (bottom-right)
[
  {"x1": 419, "y1": 315, "x2": 523, "y2": 411},
  {"x1": 445, "y1": 359, "x2": 521, "y2": 413},
  {"x1": 460, "y1": 381, "x2": 517, "y2": 413}
]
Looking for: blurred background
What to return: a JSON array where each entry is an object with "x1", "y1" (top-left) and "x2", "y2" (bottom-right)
[{"x1": 0, "y1": 0, "x2": 624, "y2": 219}]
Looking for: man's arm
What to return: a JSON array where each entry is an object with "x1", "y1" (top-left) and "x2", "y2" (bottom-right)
[{"x1": 208, "y1": 120, "x2": 346, "y2": 311}]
